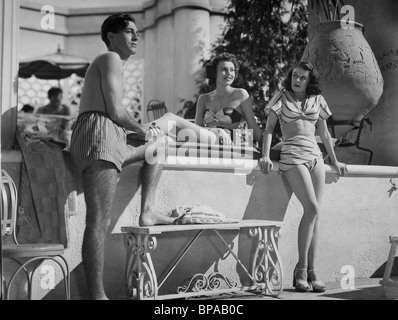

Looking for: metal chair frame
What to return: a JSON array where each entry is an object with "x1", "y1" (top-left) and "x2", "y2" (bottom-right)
[
  {"x1": 146, "y1": 100, "x2": 168, "y2": 122},
  {"x1": 327, "y1": 116, "x2": 374, "y2": 165},
  {"x1": 0, "y1": 200, "x2": 3, "y2": 300},
  {"x1": 1, "y1": 169, "x2": 70, "y2": 300}
]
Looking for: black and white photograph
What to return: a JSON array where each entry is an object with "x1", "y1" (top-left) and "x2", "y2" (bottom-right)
[{"x1": 1, "y1": 0, "x2": 398, "y2": 307}]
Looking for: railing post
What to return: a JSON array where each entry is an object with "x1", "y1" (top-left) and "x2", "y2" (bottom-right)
[{"x1": 0, "y1": 0, "x2": 20, "y2": 151}]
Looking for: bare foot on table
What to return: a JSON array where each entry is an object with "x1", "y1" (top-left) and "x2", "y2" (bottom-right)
[{"x1": 139, "y1": 210, "x2": 177, "y2": 226}]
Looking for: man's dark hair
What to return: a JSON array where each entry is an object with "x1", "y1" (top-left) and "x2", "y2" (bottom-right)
[
  {"x1": 283, "y1": 61, "x2": 322, "y2": 95},
  {"x1": 101, "y1": 14, "x2": 135, "y2": 47},
  {"x1": 48, "y1": 87, "x2": 63, "y2": 98}
]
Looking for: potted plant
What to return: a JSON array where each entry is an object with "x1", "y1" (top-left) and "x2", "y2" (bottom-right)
[
  {"x1": 302, "y1": 0, "x2": 383, "y2": 125},
  {"x1": 309, "y1": 0, "x2": 345, "y2": 22}
]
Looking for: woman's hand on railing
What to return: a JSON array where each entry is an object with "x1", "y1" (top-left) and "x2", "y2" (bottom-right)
[
  {"x1": 258, "y1": 156, "x2": 273, "y2": 175},
  {"x1": 217, "y1": 128, "x2": 232, "y2": 146},
  {"x1": 332, "y1": 160, "x2": 348, "y2": 176}
]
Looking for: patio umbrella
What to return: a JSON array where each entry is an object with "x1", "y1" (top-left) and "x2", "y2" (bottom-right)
[{"x1": 18, "y1": 47, "x2": 90, "y2": 80}]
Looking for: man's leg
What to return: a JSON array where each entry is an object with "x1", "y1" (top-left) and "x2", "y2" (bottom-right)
[
  {"x1": 125, "y1": 140, "x2": 176, "y2": 226},
  {"x1": 82, "y1": 160, "x2": 119, "y2": 300}
]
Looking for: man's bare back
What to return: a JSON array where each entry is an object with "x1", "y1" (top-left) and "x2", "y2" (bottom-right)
[{"x1": 78, "y1": 52, "x2": 123, "y2": 116}]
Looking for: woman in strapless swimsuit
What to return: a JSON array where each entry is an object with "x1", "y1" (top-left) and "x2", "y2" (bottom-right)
[
  {"x1": 194, "y1": 52, "x2": 262, "y2": 146},
  {"x1": 141, "y1": 53, "x2": 262, "y2": 147}
]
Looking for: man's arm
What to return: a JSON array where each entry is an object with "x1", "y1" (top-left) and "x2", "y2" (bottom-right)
[
  {"x1": 98, "y1": 52, "x2": 147, "y2": 135},
  {"x1": 36, "y1": 106, "x2": 46, "y2": 114},
  {"x1": 62, "y1": 105, "x2": 72, "y2": 116}
]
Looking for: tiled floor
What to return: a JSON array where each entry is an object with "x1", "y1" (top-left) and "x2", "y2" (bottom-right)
[{"x1": 195, "y1": 277, "x2": 398, "y2": 300}]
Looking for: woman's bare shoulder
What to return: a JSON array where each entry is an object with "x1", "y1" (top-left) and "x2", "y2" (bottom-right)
[
  {"x1": 198, "y1": 92, "x2": 214, "y2": 103},
  {"x1": 232, "y1": 87, "x2": 249, "y2": 97},
  {"x1": 231, "y1": 88, "x2": 250, "y2": 107}
]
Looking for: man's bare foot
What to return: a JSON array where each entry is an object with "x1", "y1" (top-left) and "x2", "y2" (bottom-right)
[
  {"x1": 91, "y1": 295, "x2": 109, "y2": 300},
  {"x1": 139, "y1": 209, "x2": 177, "y2": 226}
]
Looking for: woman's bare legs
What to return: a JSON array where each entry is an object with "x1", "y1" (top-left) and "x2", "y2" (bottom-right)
[
  {"x1": 284, "y1": 164, "x2": 321, "y2": 283},
  {"x1": 144, "y1": 113, "x2": 218, "y2": 144},
  {"x1": 307, "y1": 159, "x2": 325, "y2": 280}
]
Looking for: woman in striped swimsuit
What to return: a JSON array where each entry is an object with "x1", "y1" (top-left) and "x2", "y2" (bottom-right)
[{"x1": 258, "y1": 62, "x2": 347, "y2": 293}]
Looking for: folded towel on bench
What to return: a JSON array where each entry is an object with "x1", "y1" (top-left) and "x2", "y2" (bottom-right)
[{"x1": 171, "y1": 205, "x2": 239, "y2": 225}]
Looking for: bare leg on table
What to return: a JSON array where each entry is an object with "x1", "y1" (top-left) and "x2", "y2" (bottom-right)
[
  {"x1": 144, "y1": 113, "x2": 218, "y2": 144},
  {"x1": 124, "y1": 140, "x2": 176, "y2": 226}
]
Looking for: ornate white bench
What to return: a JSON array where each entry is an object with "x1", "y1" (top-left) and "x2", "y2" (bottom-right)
[
  {"x1": 121, "y1": 219, "x2": 283, "y2": 300},
  {"x1": 380, "y1": 235, "x2": 398, "y2": 299}
]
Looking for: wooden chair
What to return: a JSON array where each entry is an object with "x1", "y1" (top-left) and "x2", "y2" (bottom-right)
[
  {"x1": 147, "y1": 100, "x2": 168, "y2": 122},
  {"x1": 1, "y1": 169, "x2": 70, "y2": 300}
]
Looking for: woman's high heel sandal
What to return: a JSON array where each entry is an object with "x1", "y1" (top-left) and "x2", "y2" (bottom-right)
[
  {"x1": 293, "y1": 268, "x2": 310, "y2": 292},
  {"x1": 307, "y1": 269, "x2": 327, "y2": 293}
]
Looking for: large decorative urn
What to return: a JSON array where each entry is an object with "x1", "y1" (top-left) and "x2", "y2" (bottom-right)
[{"x1": 301, "y1": 21, "x2": 384, "y2": 123}]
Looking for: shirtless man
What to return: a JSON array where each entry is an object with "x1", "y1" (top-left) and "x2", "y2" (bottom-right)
[
  {"x1": 36, "y1": 87, "x2": 71, "y2": 116},
  {"x1": 37, "y1": 87, "x2": 73, "y2": 146},
  {"x1": 70, "y1": 14, "x2": 175, "y2": 300}
]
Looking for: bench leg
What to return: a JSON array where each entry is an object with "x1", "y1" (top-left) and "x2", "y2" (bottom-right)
[
  {"x1": 124, "y1": 225, "x2": 284, "y2": 300},
  {"x1": 380, "y1": 238, "x2": 398, "y2": 298},
  {"x1": 382, "y1": 240, "x2": 398, "y2": 284},
  {"x1": 125, "y1": 233, "x2": 159, "y2": 300},
  {"x1": 250, "y1": 226, "x2": 283, "y2": 297}
]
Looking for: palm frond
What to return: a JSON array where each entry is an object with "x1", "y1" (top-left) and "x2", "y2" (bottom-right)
[{"x1": 309, "y1": 0, "x2": 345, "y2": 21}]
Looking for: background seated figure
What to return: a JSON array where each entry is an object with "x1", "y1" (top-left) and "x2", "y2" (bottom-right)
[
  {"x1": 36, "y1": 87, "x2": 74, "y2": 146},
  {"x1": 36, "y1": 87, "x2": 72, "y2": 116}
]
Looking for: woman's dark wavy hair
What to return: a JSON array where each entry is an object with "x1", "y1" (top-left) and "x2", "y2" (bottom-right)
[
  {"x1": 283, "y1": 61, "x2": 322, "y2": 95},
  {"x1": 101, "y1": 14, "x2": 135, "y2": 47},
  {"x1": 205, "y1": 52, "x2": 239, "y2": 88}
]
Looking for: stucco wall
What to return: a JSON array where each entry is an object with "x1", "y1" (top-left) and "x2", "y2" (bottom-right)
[
  {"x1": 141, "y1": 0, "x2": 228, "y2": 118},
  {"x1": 349, "y1": 0, "x2": 398, "y2": 167},
  {"x1": 19, "y1": 1, "x2": 145, "y2": 61},
  {"x1": 4, "y1": 152, "x2": 397, "y2": 300},
  {"x1": 21, "y1": 0, "x2": 145, "y2": 9},
  {"x1": 104, "y1": 161, "x2": 398, "y2": 299}
]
